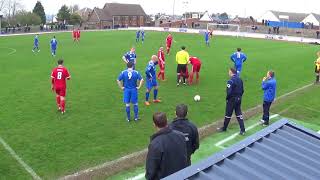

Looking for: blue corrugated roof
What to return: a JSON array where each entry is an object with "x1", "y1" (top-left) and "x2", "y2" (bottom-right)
[{"x1": 163, "y1": 119, "x2": 320, "y2": 180}]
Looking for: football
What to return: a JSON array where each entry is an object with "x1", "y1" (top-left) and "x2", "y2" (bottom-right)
[{"x1": 194, "y1": 95, "x2": 201, "y2": 102}]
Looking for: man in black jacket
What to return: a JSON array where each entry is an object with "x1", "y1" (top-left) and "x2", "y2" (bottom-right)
[
  {"x1": 169, "y1": 104, "x2": 199, "y2": 165},
  {"x1": 145, "y1": 112, "x2": 188, "y2": 180},
  {"x1": 217, "y1": 68, "x2": 246, "y2": 135}
]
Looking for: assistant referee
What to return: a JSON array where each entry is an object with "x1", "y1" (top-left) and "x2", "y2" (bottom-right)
[{"x1": 176, "y1": 46, "x2": 190, "y2": 86}]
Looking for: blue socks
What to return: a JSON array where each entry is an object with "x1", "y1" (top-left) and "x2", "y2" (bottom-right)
[
  {"x1": 126, "y1": 106, "x2": 130, "y2": 120},
  {"x1": 154, "y1": 89, "x2": 158, "y2": 100},
  {"x1": 146, "y1": 92, "x2": 150, "y2": 101},
  {"x1": 134, "y1": 105, "x2": 138, "y2": 119}
]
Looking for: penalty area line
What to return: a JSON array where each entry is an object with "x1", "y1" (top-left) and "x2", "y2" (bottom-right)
[{"x1": 0, "y1": 136, "x2": 42, "y2": 180}]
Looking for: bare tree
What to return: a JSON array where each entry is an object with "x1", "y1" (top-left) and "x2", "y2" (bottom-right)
[{"x1": 69, "y1": 4, "x2": 79, "y2": 14}]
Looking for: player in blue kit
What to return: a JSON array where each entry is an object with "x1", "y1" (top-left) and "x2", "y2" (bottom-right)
[
  {"x1": 230, "y1": 48, "x2": 247, "y2": 76},
  {"x1": 32, "y1": 35, "x2": 40, "y2": 52},
  {"x1": 145, "y1": 55, "x2": 161, "y2": 106},
  {"x1": 136, "y1": 30, "x2": 140, "y2": 42},
  {"x1": 141, "y1": 30, "x2": 145, "y2": 43},
  {"x1": 117, "y1": 62, "x2": 144, "y2": 122},
  {"x1": 122, "y1": 47, "x2": 137, "y2": 69},
  {"x1": 50, "y1": 36, "x2": 58, "y2": 57},
  {"x1": 205, "y1": 30, "x2": 210, "y2": 47}
]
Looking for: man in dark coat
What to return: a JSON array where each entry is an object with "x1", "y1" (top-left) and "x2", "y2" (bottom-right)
[
  {"x1": 170, "y1": 104, "x2": 199, "y2": 165},
  {"x1": 145, "y1": 112, "x2": 188, "y2": 180}
]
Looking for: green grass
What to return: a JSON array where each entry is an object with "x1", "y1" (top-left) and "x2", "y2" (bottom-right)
[{"x1": 0, "y1": 31, "x2": 319, "y2": 179}]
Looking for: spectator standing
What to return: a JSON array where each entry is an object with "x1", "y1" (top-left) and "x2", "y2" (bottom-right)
[
  {"x1": 145, "y1": 112, "x2": 188, "y2": 180},
  {"x1": 170, "y1": 104, "x2": 199, "y2": 165},
  {"x1": 260, "y1": 71, "x2": 277, "y2": 126}
]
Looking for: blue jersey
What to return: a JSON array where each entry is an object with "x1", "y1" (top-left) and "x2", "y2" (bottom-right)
[
  {"x1": 230, "y1": 52, "x2": 247, "y2": 68},
  {"x1": 141, "y1": 31, "x2": 145, "y2": 38},
  {"x1": 118, "y1": 69, "x2": 142, "y2": 89},
  {"x1": 34, "y1": 36, "x2": 39, "y2": 45},
  {"x1": 123, "y1": 51, "x2": 137, "y2": 63},
  {"x1": 145, "y1": 61, "x2": 158, "y2": 79},
  {"x1": 262, "y1": 78, "x2": 277, "y2": 102},
  {"x1": 136, "y1": 31, "x2": 140, "y2": 38},
  {"x1": 50, "y1": 38, "x2": 58, "y2": 49},
  {"x1": 205, "y1": 31, "x2": 209, "y2": 41}
]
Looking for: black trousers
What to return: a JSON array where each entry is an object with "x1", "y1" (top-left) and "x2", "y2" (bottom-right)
[
  {"x1": 223, "y1": 97, "x2": 245, "y2": 132},
  {"x1": 262, "y1": 101, "x2": 273, "y2": 124}
]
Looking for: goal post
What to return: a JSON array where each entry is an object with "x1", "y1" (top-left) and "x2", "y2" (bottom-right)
[{"x1": 207, "y1": 23, "x2": 241, "y2": 37}]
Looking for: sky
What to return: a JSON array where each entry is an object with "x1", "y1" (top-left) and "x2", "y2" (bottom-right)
[{"x1": 22, "y1": 0, "x2": 320, "y2": 18}]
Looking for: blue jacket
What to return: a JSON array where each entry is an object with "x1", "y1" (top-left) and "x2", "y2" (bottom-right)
[{"x1": 262, "y1": 78, "x2": 276, "y2": 102}]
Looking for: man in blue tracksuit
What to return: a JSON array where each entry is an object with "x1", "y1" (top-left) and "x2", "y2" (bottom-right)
[
  {"x1": 230, "y1": 48, "x2": 247, "y2": 76},
  {"x1": 261, "y1": 71, "x2": 276, "y2": 126}
]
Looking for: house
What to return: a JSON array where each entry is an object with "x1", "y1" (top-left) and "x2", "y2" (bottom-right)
[
  {"x1": 258, "y1": 10, "x2": 309, "y2": 28},
  {"x1": 86, "y1": 3, "x2": 147, "y2": 29},
  {"x1": 258, "y1": 10, "x2": 308, "y2": 23},
  {"x1": 165, "y1": 119, "x2": 320, "y2": 180},
  {"x1": 302, "y1": 13, "x2": 320, "y2": 27},
  {"x1": 76, "y1": 8, "x2": 92, "y2": 22}
]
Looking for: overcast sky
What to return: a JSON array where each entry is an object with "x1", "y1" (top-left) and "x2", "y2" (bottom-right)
[{"x1": 22, "y1": 0, "x2": 320, "y2": 18}]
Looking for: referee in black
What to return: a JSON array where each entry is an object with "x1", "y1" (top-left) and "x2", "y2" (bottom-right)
[{"x1": 218, "y1": 68, "x2": 246, "y2": 135}]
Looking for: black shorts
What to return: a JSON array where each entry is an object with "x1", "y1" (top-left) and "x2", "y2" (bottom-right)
[{"x1": 177, "y1": 64, "x2": 187, "y2": 74}]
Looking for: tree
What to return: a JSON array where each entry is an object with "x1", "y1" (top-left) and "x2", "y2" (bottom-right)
[
  {"x1": 57, "y1": 5, "x2": 70, "y2": 23},
  {"x1": 69, "y1": 4, "x2": 79, "y2": 14},
  {"x1": 69, "y1": 13, "x2": 81, "y2": 25},
  {"x1": 15, "y1": 10, "x2": 41, "y2": 25},
  {"x1": 219, "y1": 12, "x2": 229, "y2": 21},
  {"x1": 33, "y1": 1, "x2": 45, "y2": 24}
]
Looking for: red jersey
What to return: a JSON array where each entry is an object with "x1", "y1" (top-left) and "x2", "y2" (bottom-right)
[
  {"x1": 76, "y1": 30, "x2": 81, "y2": 38},
  {"x1": 51, "y1": 66, "x2": 70, "y2": 88},
  {"x1": 158, "y1": 50, "x2": 165, "y2": 65},
  {"x1": 73, "y1": 30, "x2": 77, "y2": 38},
  {"x1": 166, "y1": 35, "x2": 173, "y2": 45},
  {"x1": 189, "y1": 57, "x2": 201, "y2": 66}
]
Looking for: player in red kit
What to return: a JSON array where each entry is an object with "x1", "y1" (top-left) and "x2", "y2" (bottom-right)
[
  {"x1": 189, "y1": 56, "x2": 202, "y2": 84},
  {"x1": 76, "y1": 28, "x2": 81, "y2": 41},
  {"x1": 72, "y1": 29, "x2": 78, "y2": 42},
  {"x1": 51, "y1": 59, "x2": 71, "y2": 114},
  {"x1": 166, "y1": 34, "x2": 173, "y2": 55},
  {"x1": 157, "y1": 47, "x2": 166, "y2": 81}
]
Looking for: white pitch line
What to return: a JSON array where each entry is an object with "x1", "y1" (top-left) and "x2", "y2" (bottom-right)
[
  {"x1": 317, "y1": 130, "x2": 320, "y2": 134},
  {"x1": 0, "y1": 136, "x2": 42, "y2": 180},
  {"x1": 215, "y1": 114, "x2": 280, "y2": 148},
  {"x1": 0, "y1": 47, "x2": 17, "y2": 55},
  {"x1": 126, "y1": 173, "x2": 145, "y2": 180}
]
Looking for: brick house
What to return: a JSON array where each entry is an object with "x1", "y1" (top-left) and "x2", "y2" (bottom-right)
[{"x1": 87, "y1": 3, "x2": 147, "y2": 29}]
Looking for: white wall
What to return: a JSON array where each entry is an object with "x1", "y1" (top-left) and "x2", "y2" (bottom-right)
[
  {"x1": 302, "y1": 14, "x2": 320, "y2": 26},
  {"x1": 257, "y1": 11, "x2": 280, "y2": 22}
]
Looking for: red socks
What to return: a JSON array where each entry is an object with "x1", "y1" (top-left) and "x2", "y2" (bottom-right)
[
  {"x1": 56, "y1": 96, "x2": 61, "y2": 109},
  {"x1": 61, "y1": 99, "x2": 65, "y2": 112}
]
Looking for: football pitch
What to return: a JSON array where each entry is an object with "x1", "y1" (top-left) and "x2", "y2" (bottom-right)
[{"x1": 0, "y1": 30, "x2": 319, "y2": 179}]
